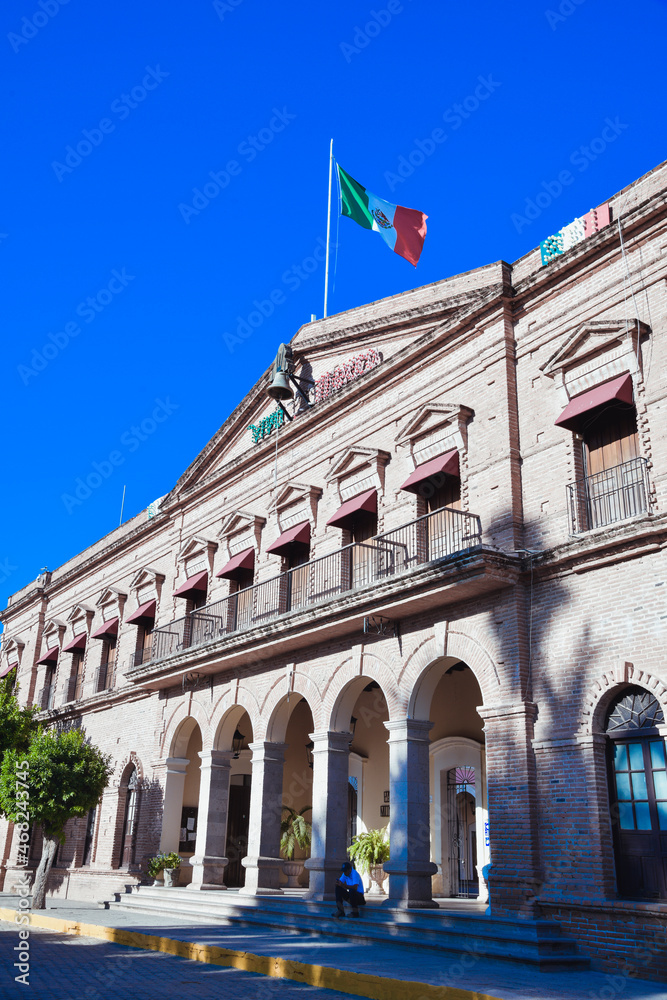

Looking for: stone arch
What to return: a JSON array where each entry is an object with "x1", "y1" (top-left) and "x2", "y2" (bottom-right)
[
  {"x1": 116, "y1": 752, "x2": 144, "y2": 787},
  {"x1": 210, "y1": 685, "x2": 262, "y2": 750},
  {"x1": 401, "y1": 626, "x2": 501, "y2": 719},
  {"x1": 263, "y1": 673, "x2": 321, "y2": 744},
  {"x1": 324, "y1": 653, "x2": 402, "y2": 732},
  {"x1": 580, "y1": 662, "x2": 667, "y2": 736},
  {"x1": 162, "y1": 698, "x2": 209, "y2": 757}
]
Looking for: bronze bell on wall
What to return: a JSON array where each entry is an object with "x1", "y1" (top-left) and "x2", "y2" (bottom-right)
[{"x1": 267, "y1": 370, "x2": 293, "y2": 400}]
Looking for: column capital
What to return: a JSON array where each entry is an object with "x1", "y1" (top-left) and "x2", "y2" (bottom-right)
[
  {"x1": 152, "y1": 756, "x2": 189, "y2": 775},
  {"x1": 477, "y1": 701, "x2": 538, "y2": 723},
  {"x1": 248, "y1": 741, "x2": 287, "y2": 764},
  {"x1": 384, "y1": 718, "x2": 433, "y2": 742},
  {"x1": 198, "y1": 749, "x2": 234, "y2": 768},
  {"x1": 309, "y1": 730, "x2": 353, "y2": 753}
]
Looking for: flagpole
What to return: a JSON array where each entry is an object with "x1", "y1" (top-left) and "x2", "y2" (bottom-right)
[{"x1": 323, "y1": 138, "x2": 333, "y2": 318}]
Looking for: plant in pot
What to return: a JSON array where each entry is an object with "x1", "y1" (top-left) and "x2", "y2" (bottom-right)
[
  {"x1": 347, "y1": 828, "x2": 390, "y2": 895},
  {"x1": 146, "y1": 851, "x2": 182, "y2": 887},
  {"x1": 280, "y1": 806, "x2": 312, "y2": 887}
]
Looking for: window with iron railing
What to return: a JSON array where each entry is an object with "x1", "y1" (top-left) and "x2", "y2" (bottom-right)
[
  {"x1": 150, "y1": 504, "x2": 482, "y2": 663},
  {"x1": 96, "y1": 638, "x2": 117, "y2": 693},
  {"x1": 567, "y1": 457, "x2": 650, "y2": 533}
]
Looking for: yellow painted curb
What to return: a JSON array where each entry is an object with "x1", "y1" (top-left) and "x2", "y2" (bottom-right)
[{"x1": 0, "y1": 905, "x2": 502, "y2": 1000}]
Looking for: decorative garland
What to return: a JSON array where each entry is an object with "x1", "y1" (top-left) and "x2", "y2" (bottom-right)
[
  {"x1": 540, "y1": 204, "x2": 610, "y2": 266},
  {"x1": 248, "y1": 407, "x2": 285, "y2": 444},
  {"x1": 314, "y1": 348, "x2": 382, "y2": 403}
]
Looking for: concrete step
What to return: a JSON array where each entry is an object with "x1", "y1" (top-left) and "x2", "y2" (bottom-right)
[{"x1": 106, "y1": 886, "x2": 590, "y2": 972}]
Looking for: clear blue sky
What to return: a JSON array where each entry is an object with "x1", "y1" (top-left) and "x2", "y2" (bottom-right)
[{"x1": 1, "y1": 0, "x2": 665, "y2": 616}]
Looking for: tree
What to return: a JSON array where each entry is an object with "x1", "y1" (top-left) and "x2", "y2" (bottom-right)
[
  {"x1": 0, "y1": 728, "x2": 113, "y2": 908},
  {"x1": 0, "y1": 673, "x2": 39, "y2": 764}
]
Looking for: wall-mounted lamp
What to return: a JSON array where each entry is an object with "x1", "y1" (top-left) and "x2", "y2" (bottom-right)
[{"x1": 232, "y1": 729, "x2": 245, "y2": 759}]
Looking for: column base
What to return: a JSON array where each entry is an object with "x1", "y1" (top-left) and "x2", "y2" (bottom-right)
[
  {"x1": 382, "y1": 860, "x2": 439, "y2": 909},
  {"x1": 303, "y1": 856, "x2": 346, "y2": 900},
  {"x1": 189, "y1": 855, "x2": 228, "y2": 890},
  {"x1": 240, "y1": 856, "x2": 284, "y2": 895}
]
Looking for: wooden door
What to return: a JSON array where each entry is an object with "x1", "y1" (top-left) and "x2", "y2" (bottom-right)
[
  {"x1": 428, "y1": 479, "x2": 462, "y2": 558},
  {"x1": 583, "y1": 407, "x2": 641, "y2": 528}
]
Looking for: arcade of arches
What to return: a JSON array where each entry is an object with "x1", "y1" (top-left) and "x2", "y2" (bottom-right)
[{"x1": 159, "y1": 659, "x2": 492, "y2": 905}]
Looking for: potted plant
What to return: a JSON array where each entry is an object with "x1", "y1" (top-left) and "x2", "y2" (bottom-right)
[
  {"x1": 280, "y1": 806, "x2": 312, "y2": 887},
  {"x1": 348, "y1": 828, "x2": 390, "y2": 895},
  {"x1": 146, "y1": 851, "x2": 182, "y2": 887}
]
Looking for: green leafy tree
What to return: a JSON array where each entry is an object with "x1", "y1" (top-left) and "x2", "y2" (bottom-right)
[
  {"x1": 0, "y1": 728, "x2": 113, "y2": 908},
  {"x1": 0, "y1": 674, "x2": 39, "y2": 764},
  {"x1": 280, "y1": 805, "x2": 312, "y2": 860}
]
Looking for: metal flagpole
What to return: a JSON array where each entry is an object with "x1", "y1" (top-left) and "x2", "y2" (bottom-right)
[{"x1": 323, "y1": 138, "x2": 334, "y2": 318}]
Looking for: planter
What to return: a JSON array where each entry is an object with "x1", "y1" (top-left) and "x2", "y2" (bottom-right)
[
  {"x1": 163, "y1": 868, "x2": 180, "y2": 888},
  {"x1": 281, "y1": 860, "x2": 304, "y2": 888},
  {"x1": 368, "y1": 864, "x2": 388, "y2": 896}
]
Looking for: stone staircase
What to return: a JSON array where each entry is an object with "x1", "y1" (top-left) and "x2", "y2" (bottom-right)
[{"x1": 105, "y1": 885, "x2": 590, "y2": 972}]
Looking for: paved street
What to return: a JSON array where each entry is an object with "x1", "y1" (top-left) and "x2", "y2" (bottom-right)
[{"x1": 0, "y1": 920, "x2": 367, "y2": 1000}]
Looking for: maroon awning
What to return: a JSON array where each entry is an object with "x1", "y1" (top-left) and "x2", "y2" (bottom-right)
[
  {"x1": 125, "y1": 599, "x2": 157, "y2": 625},
  {"x1": 63, "y1": 632, "x2": 87, "y2": 653},
  {"x1": 173, "y1": 570, "x2": 208, "y2": 598},
  {"x1": 555, "y1": 373, "x2": 634, "y2": 432},
  {"x1": 0, "y1": 663, "x2": 18, "y2": 679},
  {"x1": 216, "y1": 547, "x2": 255, "y2": 579},
  {"x1": 400, "y1": 449, "x2": 460, "y2": 494},
  {"x1": 91, "y1": 617, "x2": 119, "y2": 639},
  {"x1": 37, "y1": 646, "x2": 59, "y2": 666},
  {"x1": 327, "y1": 489, "x2": 377, "y2": 529},
  {"x1": 266, "y1": 521, "x2": 311, "y2": 557}
]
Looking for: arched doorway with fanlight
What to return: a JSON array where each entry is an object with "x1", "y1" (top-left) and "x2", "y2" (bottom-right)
[
  {"x1": 605, "y1": 686, "x2": 667, "y2": 900},
  {"x1": 118, "y1": 765, "x2": 140, "y2": 870}
]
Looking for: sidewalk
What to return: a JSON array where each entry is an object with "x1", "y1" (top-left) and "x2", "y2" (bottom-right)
[{"x1": 1, "y1": 895, "x2": 666, "y2": 1000}]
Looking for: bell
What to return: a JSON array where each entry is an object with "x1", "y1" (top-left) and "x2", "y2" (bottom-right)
[{"x1": 267, "y1": 370, "x2": 293, "y2": 400}]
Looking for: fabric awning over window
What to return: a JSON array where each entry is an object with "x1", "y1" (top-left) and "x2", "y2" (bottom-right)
[
  {"x1": 173, "y1": 570, "x2": 208, "y2": 598},
  {"x1": 91, "y1": 617, "x2": 119, "y2": 639},
  {"x1": 125, "y1": 599, "x2": 157, "y2": 625},
  {"x1": 327, "y1": 488, "x2": 377, "y2": 529},
  {"x1": 0, "y1": 662, "x2": 18, "y2": 679},
  {"x1": 555, "y1": 373, "x2": 634, "y2": 432},
  {"x1": 266, "y1": 522, "x2": 310, "y2": 557},
  {"x1": 63, "y1": 633, "x2": 87, "y2": 652},
  {"x1": 400, "y1": 449, "x2": 460, "y2": 494},
  {"x1": 37, "y1": 646, "x2": 59, "y2": 666},
  {"x1": 216, "y1": 547, "x2": 255, "y2": 579}
]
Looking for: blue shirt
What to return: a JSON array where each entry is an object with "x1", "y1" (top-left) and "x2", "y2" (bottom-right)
[{"x1": 339, "y1": 869, "x2": 364, "y2": 892}]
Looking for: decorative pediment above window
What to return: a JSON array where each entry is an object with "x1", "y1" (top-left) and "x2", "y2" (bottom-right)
[
  {"x1": 177, "y1": 535, "x2": 218, "y2": 577},
  {"x1": 270, "y1": 482, "x2": 322, "y2": 531},
  {"x1": 129, "y1": 567, "x2": 166, "y2": 604},
  {"x1": 326, "y1": 447, "x2": 390, "y2": 501},
  {"x1": 218, "y1": 511, "x2": 265, "y2": 558},
  {"x1": 96, "y1": 587, "x2": 128, "y2": 621},
  {"x1": 396, "y1": 403, "x2": 473, "y2": 467},
  {"x1": 540, "y1": 319, "x2": 650, "y2": 406},
  {"x1": 43, "y1": 618, "x2": 66, "y2": 646},
  {"x1": 3, "y1": 635, "x2": 25, "y2": 670},
  {"x1": 67, "y1": 603, "x2": 95, "y2": 632}
]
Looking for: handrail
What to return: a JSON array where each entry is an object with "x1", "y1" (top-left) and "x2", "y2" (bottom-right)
[{"x1": 150, "y1": 505, "x2": 482, "y2": 664}]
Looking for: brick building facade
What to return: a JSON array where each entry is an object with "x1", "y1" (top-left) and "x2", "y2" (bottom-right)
[{"x1": 2, "y1": 161, "x2": 667, "y2": 978}]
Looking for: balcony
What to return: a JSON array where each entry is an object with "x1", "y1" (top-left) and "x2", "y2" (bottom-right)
[
  {"x1": 150, "y1": 506, "x2": 483, "y2": 664},
  {"x1": 62, "y1": 674, "x2": 84, "y2": 705},
  {"x1": 95, "y1": 661, "x2": 116, "y2": 693},
  {"x1": 127, "y1": 647, "x2": 153, "y2": 670},
  {"x1": 567, "y1": 457, "x2": 650, "y2": 534},
  {"x1": 39, "y1": 684, "x2": 54, "y2": 710}
]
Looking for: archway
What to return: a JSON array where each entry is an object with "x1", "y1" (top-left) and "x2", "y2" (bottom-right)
[
  {"x1": 216, "y1": 708, "x2": 253, "y2": 887},
  {"x1": 411, "y1": 656, "x2": 488, "y2": 901},
  {"x1": 159, "y1": 718, "x2": 202, "y2": 882}
]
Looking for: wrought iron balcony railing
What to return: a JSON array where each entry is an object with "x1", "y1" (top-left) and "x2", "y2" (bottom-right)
[
  {"x1": 95, "y1": 662, "x2": 115, "y2": 693},
  {"x1": 567, "y1": 457, "x2": 650, "y2": 534},
  {"x1": 39, "y1": 684, "x2": 54, "y2": 710},
  {"x1": 127, "y1": 647, "x2": 153, "y2": 670},
  {"x1": 150, "y1": 505, "x2": 482, "y2": 664}
]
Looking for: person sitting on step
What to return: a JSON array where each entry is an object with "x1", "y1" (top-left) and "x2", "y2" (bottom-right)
[{"x1": 333, "y1": 861, "x2": 366, "y2": 918}]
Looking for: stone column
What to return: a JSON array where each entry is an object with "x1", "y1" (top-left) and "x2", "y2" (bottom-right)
[
  {"x1": 190, "y1": 750, "x2": 233, "y2": 890},
  {"x1": 158, "y1": 757, "x2": 189, "y2": 853},
  {"x1": 304, "y1": 731, "x2": 352, "y2": 900},
  {"x1": 240, "y1": 742, "x2": 286, "y2": 895},
  {"x1": 382, "y1": 719, "x2": 438, "y2": 909},
  {"x1": 477, "y1": 702, "x2": 542, "y2": 918}
]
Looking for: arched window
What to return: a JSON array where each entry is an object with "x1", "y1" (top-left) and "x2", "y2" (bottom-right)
[
  {"x1": 119, "y1": 767, "x2": 140, "y2": 868},
  {"x1": 606, "y1": 687, "x2": 666, "y2": 899}
]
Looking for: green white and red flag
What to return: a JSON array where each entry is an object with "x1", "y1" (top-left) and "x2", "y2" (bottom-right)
[{"x1": 337, "y1": 164, "x2": 428, "y2": 266}]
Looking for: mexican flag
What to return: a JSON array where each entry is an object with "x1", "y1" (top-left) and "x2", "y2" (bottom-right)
[{"x1": 337, "y1": 164, "x2": 428, "y2": 266}]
